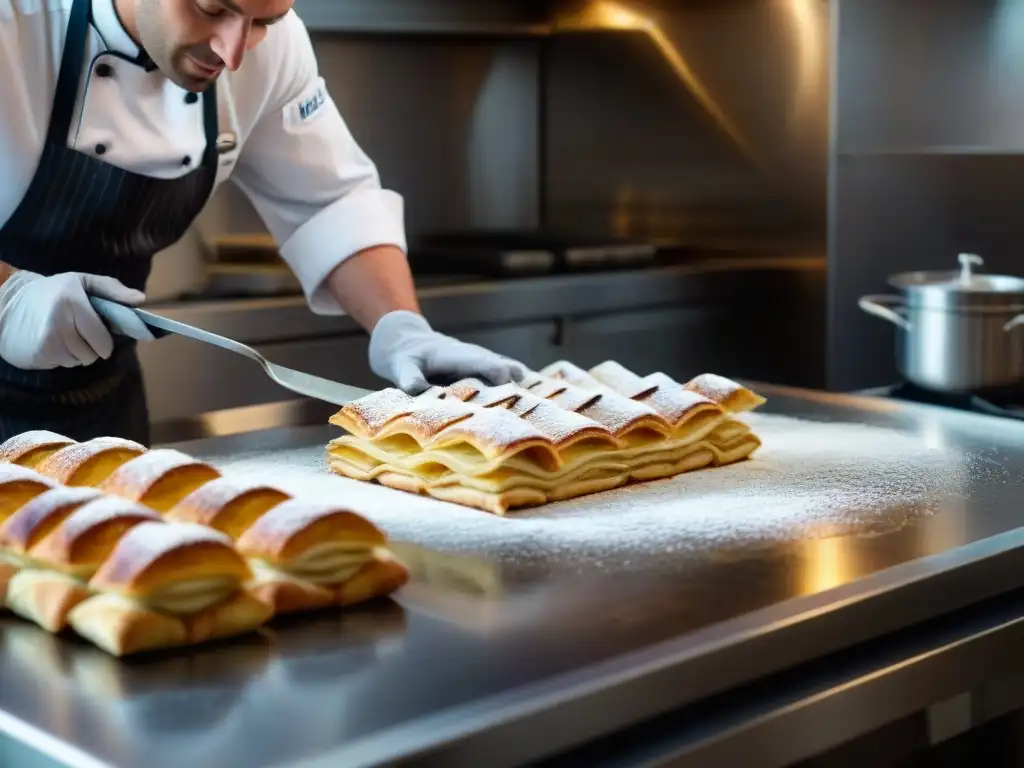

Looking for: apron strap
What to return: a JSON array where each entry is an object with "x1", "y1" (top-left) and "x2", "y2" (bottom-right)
[
  {"x1": 46, "y1": 0, "x2": 90, "y2": 147},
  {"x1": 202, "y1": 83, "x2": 220, "y2": 167}
]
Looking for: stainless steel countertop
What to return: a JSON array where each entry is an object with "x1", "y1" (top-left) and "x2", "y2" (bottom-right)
[{"x1": 4, "y1": 383, "x2": 1024, "y2": 768}]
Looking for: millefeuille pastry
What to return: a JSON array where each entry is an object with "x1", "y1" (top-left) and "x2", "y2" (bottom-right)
[
  {"x1": 35, "y1": 437, "x2": 148, "y2": 486},
  {"x1": 98, "y1": 449, "x2": 223, "y2": 512},
  {"x1": 0, "y1": 486, "x2": 102, "y2": 605},
  {"x1": 325, "y1": 360, "x2": 767, "y2": 515},
  {"x1": 0, "y1": 430, "x2": 77, "y2": 468},
  {"x1": 67, "y1": 521, "x2": 273, "y2": 656},
  {"x1": 4, "y1": 496, "x2": 160, "y2": 631}
]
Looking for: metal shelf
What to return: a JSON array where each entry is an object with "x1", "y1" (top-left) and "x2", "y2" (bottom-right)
[
  {"x1": 836, "y1": 146, "x2": 1024, "y2": 157},
  {"x1": 294, "y1": 0, "x2": 552, "y2": 36}
]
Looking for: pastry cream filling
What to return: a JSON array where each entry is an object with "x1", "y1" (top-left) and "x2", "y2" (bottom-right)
[
  {"x1": 0, "y1": 550, "x2": 57, "y2": 571},
  {"x1": 249, "y1": 543, "x2": 376, "y2": 586},
  {"x1": 0, "y1": 551, "x2": 25, "y2": 567},
  {"x1": 5, "y1": 569, "x2": 89, "y2": 623},
  {"x1": 10, "y1": 569, "x2": 86, "y2": 589},
  {"x1": 335, "y1": 435, "x2": 728, "y2": 493},
  {"x1": 141, "y1": 577, "x2": 238, "y2": 614},
  {"x1": 330, "y1": 414, "x2": 740, "y2": 481}
]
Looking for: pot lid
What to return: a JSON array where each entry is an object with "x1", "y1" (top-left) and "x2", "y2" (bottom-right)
[{"x1": 888, "y1": 253, "x2": 1024, "y2": 293}]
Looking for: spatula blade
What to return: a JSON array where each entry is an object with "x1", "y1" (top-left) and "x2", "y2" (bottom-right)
[{"x1": 266, "y1": 363, "x2": 372, "y2": 406}]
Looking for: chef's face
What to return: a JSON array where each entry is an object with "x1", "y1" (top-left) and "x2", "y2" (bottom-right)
[{"x1": 137, "y1": 0, "x2": 294, "y2": 91}]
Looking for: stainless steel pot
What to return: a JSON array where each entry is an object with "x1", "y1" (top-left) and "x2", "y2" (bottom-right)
[{"x1": 858, "y1": 253, "x2": 1024, "y2": 393}]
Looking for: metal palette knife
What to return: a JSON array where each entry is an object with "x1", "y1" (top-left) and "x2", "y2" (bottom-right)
[{"x1": 90, "y1": 297, "x2": 372, "y2": 407}]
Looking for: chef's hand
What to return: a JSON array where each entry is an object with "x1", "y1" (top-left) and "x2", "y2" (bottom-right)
[
  {"x1": 369, "y1": 310, "x2": 527, "y2": 394},
  {"x1": 0, "y1": 270, "x2": 155, "y2": 370}
]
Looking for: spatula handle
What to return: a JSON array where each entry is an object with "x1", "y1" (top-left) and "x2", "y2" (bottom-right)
[{"x1": 89, "y1": 297, "x2": 170, "y2": 340}]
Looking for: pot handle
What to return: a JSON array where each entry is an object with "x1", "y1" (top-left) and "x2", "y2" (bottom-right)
[
  {"x1": 1005, "y1": 314, "x2": 1024, "y2": 332},
  {"x1": 858, "y1": 295, "x2": 911, "y2": 330}
]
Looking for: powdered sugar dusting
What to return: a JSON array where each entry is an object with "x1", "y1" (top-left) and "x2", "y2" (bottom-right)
[
  {"x1": 0, "y1": 430, "x2": 74, "y2": 464},
  {"x1": 525, "y1": 377, "x2": 569, "y2": 399},
  {"x1": 171, "y1": 476, "x2": 291, "y2": 521},
  {"x1": 431, "y1": 406, "x2": 551, "y2": 453},
  {"x1": 100, "y1": 449, "x2": 219, "y2": 495},
  {"x1": 0, "y1": 486, "x2": 102, "y2": 550},
  {"x1": 590, "y1": 360, "x2": 647, "y2": 394},
  {"x1": 463, "y1": 382, "x2": 523, "y2": 408},
  {"x1": 539, "y1": 360, "x2": 602, "y2": 389},
  {"x1": 200, "y1": 413, "x2": 977, "y2": 573},
  {"x1": 581, "y1": 398, "x2": 672, "y2": 438},
  {"x1": 632, "y1": 383, "x2": 720, "y2": 426},
  {"x1": 0, "y1": 463, "x2": 55, "y2": 486},
  {"x1": 684, "y1": 372, "x2": 743, "y2": 402},
  {"x1": 505, "y1": 394, "x2": 615, "y2": 445},
  {"x1": 108, "y1": 520, "x2": 234, "y2": 572},
  {"x1": 35, "y1": 497, "x2": 159, "y2": 564},
  {"x1": 544, "y1": 383, "x2": 599, "y2": 412},
  {"x1": 391, "y1": 399, "x2": 475, "y2": 439},
  {"x1": 36, "y1": 437, "x2": 146, "y2": 483},
  {"x1": 340, "y1": 389, "x2": 417, "y2": 437},
  {"x1": 237, "y1": 499, "x2": 379, "y2": 558},
  {"x1": 444, "y1": 379, "x2": 485, "y2": 402},
  {"x1": 530, "y1": 381, "x2": 661, "y2": 436}
]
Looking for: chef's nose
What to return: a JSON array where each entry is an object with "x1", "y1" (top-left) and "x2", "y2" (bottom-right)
[{"x1": 210, "y1": 18, "x2": 251, "y2": 71}]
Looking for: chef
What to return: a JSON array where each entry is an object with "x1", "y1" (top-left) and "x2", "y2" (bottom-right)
[{"x1": 0, "y1": 0, "x2": 525, "y2": 444}]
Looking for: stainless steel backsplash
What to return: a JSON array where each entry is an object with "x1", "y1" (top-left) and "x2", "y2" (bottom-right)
[
  {"x1": 193, "y1": 35, "x2": 542, "y2": 243},
  {"x1": 187, "y1": 0, "x2": 832, "y2": 251},
  {"x1": 543, "y1": 0, "x2": 830, "y2": 246}
]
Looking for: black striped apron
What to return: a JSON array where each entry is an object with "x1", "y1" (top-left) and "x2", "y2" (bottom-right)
[{"x1": 0, "y1": 0, "x2": 219, "y2": 446}]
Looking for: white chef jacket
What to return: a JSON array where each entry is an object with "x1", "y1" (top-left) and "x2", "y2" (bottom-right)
[{"x1": 0, "y1": 0, "x2": 406, "y2": 314}]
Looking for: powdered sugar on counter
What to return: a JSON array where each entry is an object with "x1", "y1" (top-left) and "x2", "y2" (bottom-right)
[{"x1": 203, "y1": 414, "x2": 978, "y2": 568}]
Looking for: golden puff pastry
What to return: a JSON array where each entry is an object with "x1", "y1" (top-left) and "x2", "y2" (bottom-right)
[
  {"x1": 0, "y1": 430, "x2": 76, "y2": 468},
  {"x1": 166, "y1": 476, "x2": 291, "y2": 538},
  {"x1": 36, "y1": 437, "x2": 148, "y2": 487},
  {"x1": 0, "y1": 464, "x2": 59, "y2": 525},
  {"x1": 68, "y1": 521, "x2": 273, "y2": 656},
  {"x1": 235, "y1": 499, "x2": 409, "y2": 614},
  {"x1": 5, "y1": 496, "x2": 160, "y2": 631},
  {"x1": 327, "y1": 361, "x2": 766, "y2": 515},
  {"x1": 0, "y1": 486, "x2": 103, "y2": 605},
  {"x1": 98, "y1": 448, "x2": 222, "y2": 512}
]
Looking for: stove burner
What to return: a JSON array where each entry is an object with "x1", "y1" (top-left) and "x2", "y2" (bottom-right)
[{"x1": 880, "y1": 382, "x2": 1024, "y2": 421}]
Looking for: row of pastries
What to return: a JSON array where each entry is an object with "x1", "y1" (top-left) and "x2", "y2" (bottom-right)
[{"x1": 0, "y1": 430, "x2": 409, "y2": 657}]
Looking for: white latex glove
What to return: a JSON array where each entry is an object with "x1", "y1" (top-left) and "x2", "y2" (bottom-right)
[
  {"x1": 0, "y1": 270, "x2": 154, "y2": 370},
  {"x1": 369, "y1": 310, "x2": 527, "y2": 394}
]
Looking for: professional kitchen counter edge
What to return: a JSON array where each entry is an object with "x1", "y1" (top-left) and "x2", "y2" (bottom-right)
[{"x1": 5, "y1": 383, "x2": 1023, "y2": 768}]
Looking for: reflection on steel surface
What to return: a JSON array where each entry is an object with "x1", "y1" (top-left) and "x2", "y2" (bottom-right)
[
  {"x1": 545, "y1": 0, "x2": 830, "y2": 244},
  {"x1": 553, "y1": 1, "x2": 762, "y2": 169},
  {"x1": 150, "y1": 398, "x2": 338, "y2": 444}
]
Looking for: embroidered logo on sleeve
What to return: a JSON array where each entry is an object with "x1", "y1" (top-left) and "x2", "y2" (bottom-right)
[
  {"x1": 297, "y1": 87, "x2": 326, "y2": 121},
  {"x1": 283, "y1": 78, "x2": 331, "y2": 130}
]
